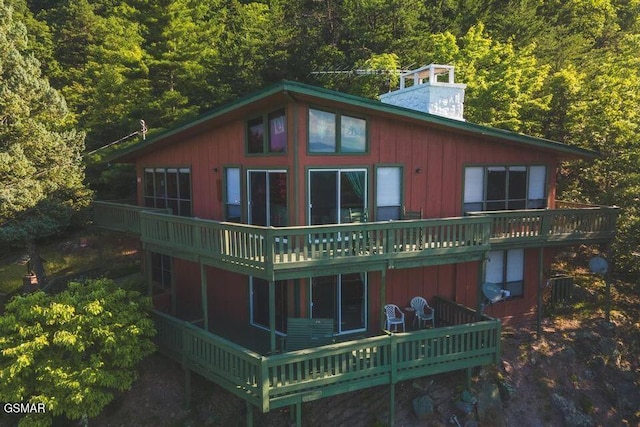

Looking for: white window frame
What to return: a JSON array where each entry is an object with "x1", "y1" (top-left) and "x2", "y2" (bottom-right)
[
  {"x1": 486, "y1": 249, "x2": 524, "y2": 297},
  {"x1": 307, "y1": 168, "x2": 368, "y2": 226},
  {"x1": 376, "y1": 166, "x2": 402, "y2": 220},
  {"x1": 463, "y1": 165, "x2": 547, "y2": 212}
]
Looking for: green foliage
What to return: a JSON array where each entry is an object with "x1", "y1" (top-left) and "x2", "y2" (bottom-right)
[
  {"x1": 0, "y1": 278, "x2": 156, "y2": 426},
  {"x1": 4, "y1": 0, "x2": 640, "y2": 280},
  {"x1": 0, "y1": 0, "x2": 92, "y2": 250}
]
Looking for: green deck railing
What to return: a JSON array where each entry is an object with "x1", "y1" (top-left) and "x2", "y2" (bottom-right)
[
  {"x1": 93, "y1": 201, "x2": 170, "y2": 234},
  {"x1": 152, "y1": 302, "x2": 501, "y2": 414},
  {"x1": 468, "y1": 204, "x2": 618, "y2": 248},
  {"x1": 94, "y1": 201, "x2": 618, "y2": 277},
  {"x1": 140, "y1": 211, "x2": 492, "y2": 279}
]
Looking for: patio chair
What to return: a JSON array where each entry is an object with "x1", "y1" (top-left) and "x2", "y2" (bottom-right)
[
  {"x1": 410, "y1": 296, "x2": 435, "y2": 328},
  {"x1": 384, "y1": 304, "x2": 405, "y2": 332}
]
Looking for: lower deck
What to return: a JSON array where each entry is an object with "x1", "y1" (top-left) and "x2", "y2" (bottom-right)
[{"x1": 153, "y1": 296, "x2": 501, "y2": 426}]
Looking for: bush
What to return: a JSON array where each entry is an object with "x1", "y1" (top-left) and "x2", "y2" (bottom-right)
[{"x1": 0, "y1": 278, "x2": 156, "y2": 426}]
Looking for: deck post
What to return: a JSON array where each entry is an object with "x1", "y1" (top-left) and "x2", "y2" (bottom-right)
[
  {"x1": 184, "y1": 368, "x2": 191, "y2": 410},
  {"x1": 170, "y1": 256, "x2": 177, "y2": 315},
  {"x1": 200, "y1": 262, "x2": 209, "y2": 331},
  {"x1": 269, "y1": 280, "x2": 276, "y2": 352},
  {"x1": 389, "y1": 333, "x2": 397, "y2": 427},
  {"x1": 294, "y1": 402, "x2": 302, "y2": 426},
  {"x1": 380, "y1": 269, "x2": 387, "y2": 330},
  {"x1": 246, "y1": 401, "x2": 253, "y2": 427},
  {"x1": 144, "y1": 249, "x2": 152, "y2": 296},
  {"x1": 476, "y1": 257, "x2": 487, "y2": 321},
  {"x1": 604, "y1": 243, "x2": 613, "y2": 323},
  {"x1": 536, "y1": 247, "x2": 544, "y2": 340}
]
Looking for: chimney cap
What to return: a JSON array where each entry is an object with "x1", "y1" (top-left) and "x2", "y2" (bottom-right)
[{"x1": 400, "y1": 64, "x2": 454, "y2": 80}]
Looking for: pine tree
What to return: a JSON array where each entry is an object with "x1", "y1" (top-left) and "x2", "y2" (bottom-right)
[{"x1": 0, "y1": 0, "x2": 91, "y2": 286}]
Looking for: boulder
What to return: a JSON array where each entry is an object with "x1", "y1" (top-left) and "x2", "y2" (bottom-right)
[
  {"x1": 551, "y1": 393, "x2": 594, "y2": 427},
  {"x1": 477, "y1": 382, "x2": 505, "y2": 426},
  {"x1": 412, "y1": 395, "x2": 434, "y2": 420}
]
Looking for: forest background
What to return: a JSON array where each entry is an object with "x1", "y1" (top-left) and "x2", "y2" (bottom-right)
[{"x1": 2, "y1": 0, "x2": 640, "y2": 279}]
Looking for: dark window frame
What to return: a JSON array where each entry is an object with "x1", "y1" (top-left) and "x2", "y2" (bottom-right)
[
  {"x1": 144, "y1": 167, "x2": 192, "y2": 216},
  {"x1": 307, "y1": 107, "x2": 368, "y2": 155},
  {"x1": 246, "y1": 108, "x2": 287, "y2": 155},
  {"x1": 463, "y1": 165, "x2": 547, "y2": 213},
  {"x1": 151, "y1": 252, "x2": 172, "y2": 292}
]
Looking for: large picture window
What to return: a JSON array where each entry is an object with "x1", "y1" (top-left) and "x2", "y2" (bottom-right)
[
  {"x1": 463, "y1": 165, "x2": 546, "y2": 213},
  {"x1": 247, "y1": 109, "x2": 287, "y2": 154},
  {"x1": 486, "y1": 249, "x2": 524, "y2": 297},
  {"x1": 144, "y1": 167, "x2": 192, "y2": 216},
  {"x1": 309, "y1": 108, "x2": 366, "y2": 153}
]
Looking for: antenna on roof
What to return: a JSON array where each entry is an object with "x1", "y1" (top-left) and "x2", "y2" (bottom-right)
[
  {"x1": 309, "y1": 68, "x2": 411, "y2": 76},
  {"x1": 85, "y1": 119, "x2": 148, "y2": 156}
]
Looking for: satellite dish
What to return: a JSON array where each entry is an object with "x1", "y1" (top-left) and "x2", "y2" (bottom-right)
[
  {"x1": 481, "y1": 282, "x2": 510, "y2": 314},
  {"x1": 589, "y1": 256, "x2": 609, "y2": 275},
  {"x1": 483, "y1": 282, "x2": 508, "y2": 303}
]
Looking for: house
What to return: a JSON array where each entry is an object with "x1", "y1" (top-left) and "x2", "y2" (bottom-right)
[{"x1": 94, "y1": 65, "x2": 618, "y2": 426}]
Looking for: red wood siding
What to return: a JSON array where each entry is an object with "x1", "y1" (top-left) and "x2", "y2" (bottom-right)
[{"x1": 134, "y1": 96, "x2": 568, "y2": 330}]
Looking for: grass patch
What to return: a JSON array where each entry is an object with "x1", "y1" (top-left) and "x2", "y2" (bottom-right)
[{"x1": 0, "y1": 229, "x2": 140, "y2": 296}]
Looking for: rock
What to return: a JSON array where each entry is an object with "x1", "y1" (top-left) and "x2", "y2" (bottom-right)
[
  {"x1": 596, "y1": 320, "x2": 616, "y2": 335},
  {"x1": 598, "y1": 337, "x2": 620, "y2": 366},
  {"x1": 589, "y1": 356, "x2": 605, "y2": 372},
  {"x1": 477, "y1": 382, "x2": 505, "y2": 426},
  {"x1": 551, "y1": 393, "x2": 594, "y2": 427},
  {"x1": 559, "y1": 345, "x2": 577, "y2": 362},
  {"x1": 497, "y1": 379, "x2": 516, "y2": 403},
  {"x1": 614, "y1": 380, "x2": 640, "y2": 411},
  {"x1": 455, "y1": 400, "x2": 474, "y2": 415},
  {"x1": 412, "y1": 395, "x2": 434, "y2": 420}
]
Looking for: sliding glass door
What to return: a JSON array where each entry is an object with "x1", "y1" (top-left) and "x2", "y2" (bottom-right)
[
  {"x1": 311, "y1": 273, "x2": 367, "y2": 334},
  {"x1": 309, "y1": 169, "x2": 367, "y2": 225},
  {"x1": 250, "y1": 278, "x2": 288, "y2": 334},
  {"x1": 248, "y1": 170, "x2": 287, "y2": 226}
]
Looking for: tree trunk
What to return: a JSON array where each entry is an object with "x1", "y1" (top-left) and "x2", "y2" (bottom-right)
[{"x1": 26, "y1": 240, "x2": 48, "y2": 287}]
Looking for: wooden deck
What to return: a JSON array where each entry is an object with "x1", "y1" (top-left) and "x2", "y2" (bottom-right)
[
  {"x1": 94, "y1": 201, "x2": 618, "y2": 281},
  {"x1": 153, "y1": 297, "x2": 501, "y2": 424}
]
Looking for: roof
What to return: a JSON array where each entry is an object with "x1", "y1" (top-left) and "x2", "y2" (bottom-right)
[{"x1": 104, "y1": 80, "x2": 599, "y2": 162}]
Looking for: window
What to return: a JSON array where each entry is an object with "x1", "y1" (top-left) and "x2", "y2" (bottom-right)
[
  {"x1": 463, "y1": 165, "x2": 546, "y2": 213},
  {"x1": 311, "y1": 273, "x2": 367, "y2": 334},
  {"x1": 151, "y1": 252, "x2": 172, "y2": 291},
  {"x1": 308, "y1": 108, "x2": 366, "y2": 153},
  {"x1": 247, "y1": 109, "x2": 287, "y2": 154},
  {"x1": 225, "y1": 167, "x2": 241, "y2": 222},
  {"x1": 250, "y1": 278, "x2": 288, "y2": 334},
  {"x1": 144, "y1": 167, "x2": 192, "y2": 216},
  {"x1": 248, "y1": 170, "x2": 288, "y2": 226},
  {"x1": 309, "y1": 169, "x2": 367, "y2": 225},
  {"x1": 376, "y1": 166, "x2": 402, "y2": 220},
  {"x1": 486, "y1": 249, "x2": 524, "y2": 297}
]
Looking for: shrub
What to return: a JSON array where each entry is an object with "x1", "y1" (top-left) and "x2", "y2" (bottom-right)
[{"x1": 0, "y1": 278, "x2": 156, "y2": 426}]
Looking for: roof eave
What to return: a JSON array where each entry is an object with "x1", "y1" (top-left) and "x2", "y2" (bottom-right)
[{"x1": 102, "y1": 80, "x2": 600, "y2": 163}]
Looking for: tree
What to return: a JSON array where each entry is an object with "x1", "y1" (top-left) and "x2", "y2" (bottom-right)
[
  {"x1": 0, "y1": 0, "x2": 91, "y2": 286},
  {"x1": 557, "y1": 34, "x2": 640, "y2": 278},
  {"x1": 0, "y1": 278, "x2": 156, "y2": 426}
]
